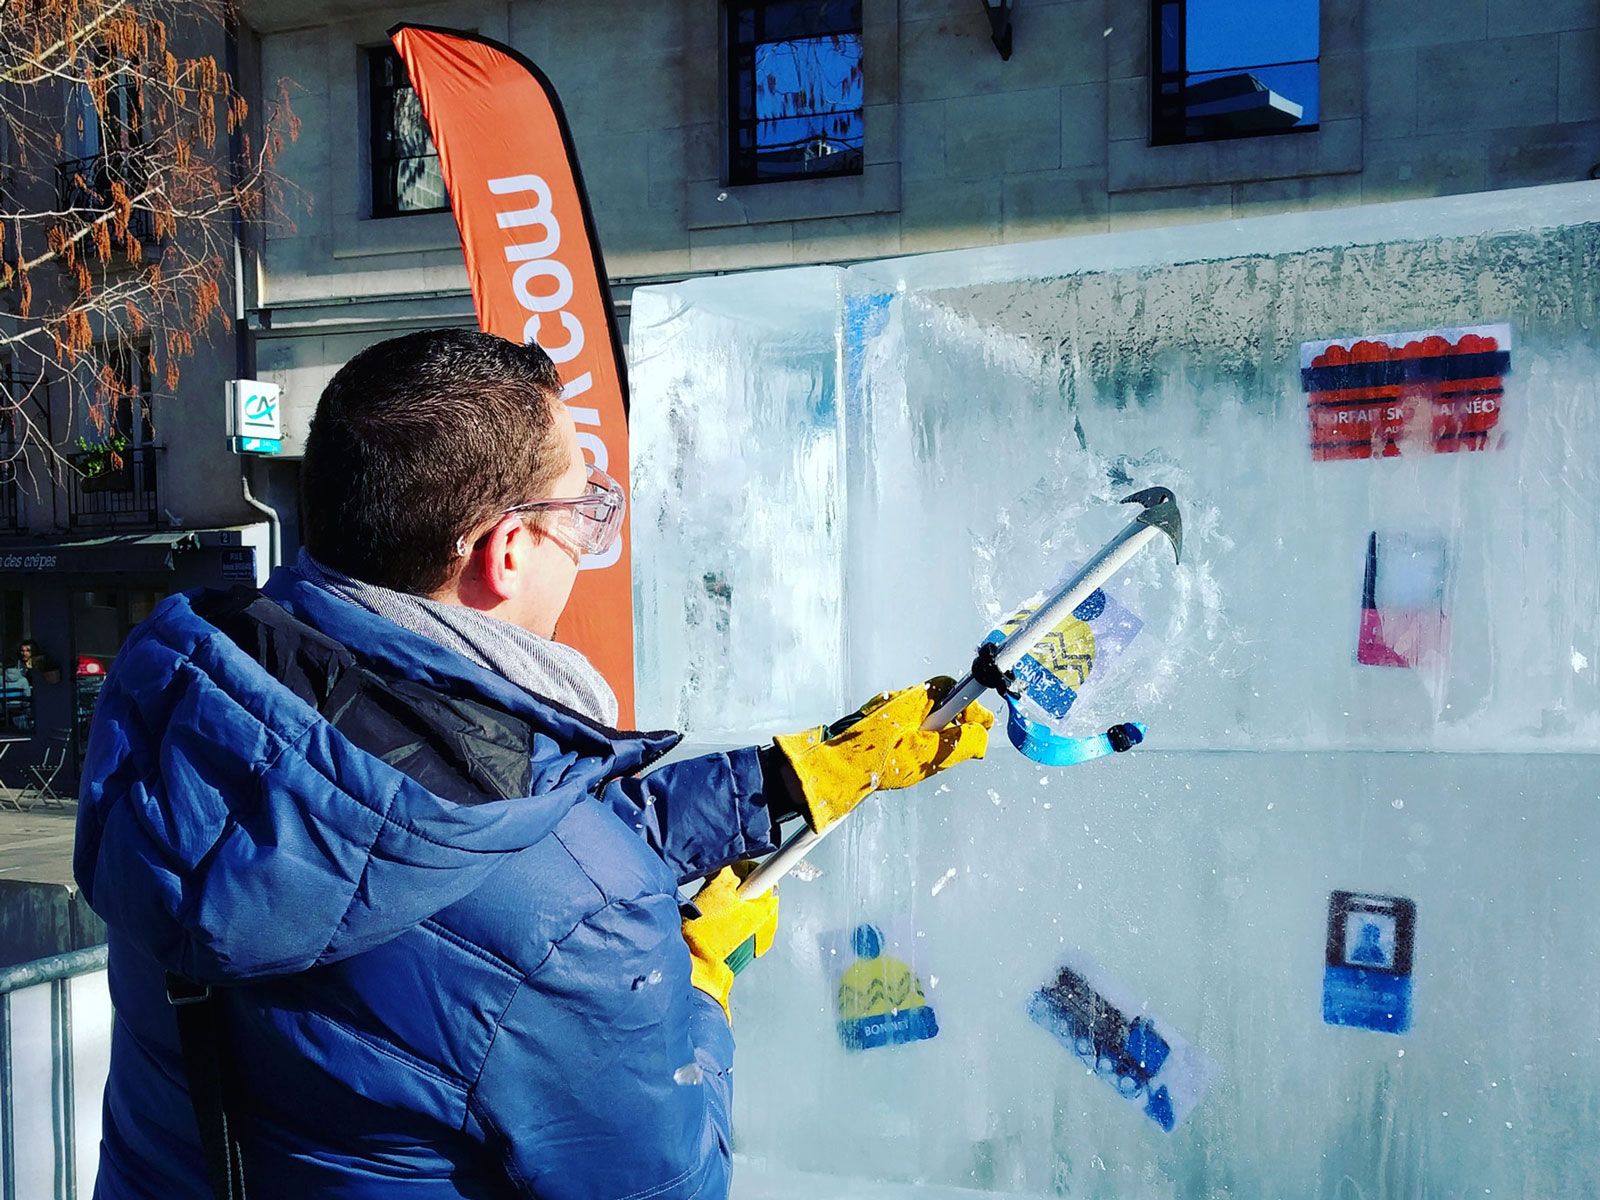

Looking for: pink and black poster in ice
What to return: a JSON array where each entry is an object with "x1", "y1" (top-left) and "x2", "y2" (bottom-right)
[
  {"x1": 1357, "y1": 532, "x2": 1449, "y2": 669},
  {"x1": 1300, "y1": 324, "x2": 1511, "y2": 462}
]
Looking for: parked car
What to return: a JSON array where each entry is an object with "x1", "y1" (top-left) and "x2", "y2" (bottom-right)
[{"x1": 75, "y1": 655, "x2": 108, "y2": 731}]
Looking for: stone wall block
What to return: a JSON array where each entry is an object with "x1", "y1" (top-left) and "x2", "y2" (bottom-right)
[
  {"x1": 689, "y1": 221, "x2": 796, "y2": 270},
  {"x1": 899, "y1": 175, "x2": 1003, "y2": 252},
  {"x1": 1061, "y1": 82, "x2": 1109, "y2": 168},
  {"x1": 900, "y1": 99, "x2": 948, "y2": 181},
  {"x1": 1365, "y1": 0, "x2": 1489, "y2": 49},
  {"x1": 1486, "y1": 0, "x2": 1598, "y2": 37},
  {"x1": 1002, "y1": 168, "x2": 1110, "y2": 239},
  {"x1": 1558, "y1": 29, "x2": 1600, "y2": 124},
  {"x1": 792, "y1": 212, "x2": 903, "y2": 263},
  {"x1": 1416, "y1": 35, "x2": 1559, "y2": 133},
  {"x1": 1364, "y1": 48, "x2": 1418, "y2": 141},
  {"x1": 945, "y1": 88, "x2": 1063, "y2": 178}
]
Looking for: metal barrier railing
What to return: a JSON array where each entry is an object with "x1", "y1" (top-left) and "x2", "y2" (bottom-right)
[{"x1": 0, "y1": 945, "x2": 110, "y2": 1200}]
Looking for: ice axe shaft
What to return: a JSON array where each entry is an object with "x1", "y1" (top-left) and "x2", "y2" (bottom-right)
[{"x1": 739, "y1": 488, "x2": 1182, "y2": 900}]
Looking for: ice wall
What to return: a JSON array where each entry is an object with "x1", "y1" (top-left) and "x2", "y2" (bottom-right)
[
  {"x1": 628, "y1": 182, "x2": 1600, "y2": 1198},
  {"x1": 630, "y1": 267, "x2": 846, "y2": 738}
]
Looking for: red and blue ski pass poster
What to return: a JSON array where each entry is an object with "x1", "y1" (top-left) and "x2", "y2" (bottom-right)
[
  {"x1": 1357, "y1": 532, "x2": 1449, "y2": 668},
  {"x1": 822, "y1": 921, "x2": 939, "y2": 1052},
  {"x1": 1300, "y1": 324, "x2": 1510, "y2": 461},
  {"x1": 1027, "y1": 950, "x2": 1212, "y2": 1132},
  {"x1": 1323, "y1": 891, "x2": 1416, "y2": 1034}
]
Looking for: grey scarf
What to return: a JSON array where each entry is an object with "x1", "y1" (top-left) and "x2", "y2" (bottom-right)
[{"x1": 295, "y1": 550, "x2": 619, "y2": 727}]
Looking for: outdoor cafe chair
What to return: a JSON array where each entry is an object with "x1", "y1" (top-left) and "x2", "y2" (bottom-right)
[{"x1": 22, "y1": 731, "x2": 71, "y2": 808}]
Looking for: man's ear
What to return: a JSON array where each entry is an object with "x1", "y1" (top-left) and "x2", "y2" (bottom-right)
[{"x1": 477, "y1": 514, "x2": 527, "y2": 603}]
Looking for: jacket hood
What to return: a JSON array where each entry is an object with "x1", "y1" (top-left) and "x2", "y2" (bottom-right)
[{"x1": 74, "y1": 573, "x2": 678, "y2": 986}]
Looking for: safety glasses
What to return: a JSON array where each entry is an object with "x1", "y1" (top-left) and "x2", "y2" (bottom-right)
[{"x1": 456, "y1": 463, "x2": 626, "y2": 560}]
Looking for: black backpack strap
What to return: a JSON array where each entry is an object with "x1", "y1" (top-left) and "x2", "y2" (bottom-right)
[{"x1": 166, "y1": 973, "x2": 248, "y2": 1200}]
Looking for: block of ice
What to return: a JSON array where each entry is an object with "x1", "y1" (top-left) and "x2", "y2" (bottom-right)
[
  {"x1": 629, "y1": 267, "x2": 847, "y2": 738},
  {"x1": 626, "y1": 181, "x2": 1600, "y2": 1198}
]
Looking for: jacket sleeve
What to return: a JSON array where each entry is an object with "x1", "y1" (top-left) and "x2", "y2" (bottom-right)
[
  {"x1": 599, "y1": 746, "x2": 781, "y2": 884},
  {"x1": 471, "y1": 889, "x2": 736, "y2": 1200}
]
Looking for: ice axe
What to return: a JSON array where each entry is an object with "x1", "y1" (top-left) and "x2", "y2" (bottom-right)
[{"x1": 739, "y1": 487, "x2": 1183, "y2": 900}]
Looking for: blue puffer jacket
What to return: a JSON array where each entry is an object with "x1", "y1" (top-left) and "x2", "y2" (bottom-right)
[{"x1": 74, "y1": 571, "x2": 782, "y2": 1199}]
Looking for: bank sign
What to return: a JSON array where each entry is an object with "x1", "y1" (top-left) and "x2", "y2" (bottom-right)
[{"x1": 227, "y1": 380, "x2": 283, "y2": 455}]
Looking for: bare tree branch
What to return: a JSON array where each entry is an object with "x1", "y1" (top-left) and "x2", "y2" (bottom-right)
[{"x1": 0, "y1": 0, "x2": 294, "y2": 476}]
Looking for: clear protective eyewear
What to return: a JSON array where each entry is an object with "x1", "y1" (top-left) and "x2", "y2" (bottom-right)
[{"x1": 456, "y1": 462, "x2": 626, "y2": 560}]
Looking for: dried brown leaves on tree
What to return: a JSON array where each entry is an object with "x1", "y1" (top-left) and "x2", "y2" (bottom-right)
[{"x1": 0, "y1": 0, "x2": 296, "y2": 469}]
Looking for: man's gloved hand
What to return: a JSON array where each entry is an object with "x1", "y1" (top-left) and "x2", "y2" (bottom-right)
[
  {"x1": 772, "y1": 677, "x2": 993, "y2": 834},
  {"x1": 681, "y1": 865, "x2": 779, "y2": 1020}
]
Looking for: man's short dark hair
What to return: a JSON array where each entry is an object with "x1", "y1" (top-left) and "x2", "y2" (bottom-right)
[{"x1": 302, "y1": 329, "x2": 567, "y2": 594}]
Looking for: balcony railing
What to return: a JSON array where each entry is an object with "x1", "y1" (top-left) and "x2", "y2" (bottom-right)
[
  {"x1": 54, "y1": 151, "x2": 155, "y2": 245},
  {"x1": 66, "y1": 444, "x2": 161, "y2": 528}
]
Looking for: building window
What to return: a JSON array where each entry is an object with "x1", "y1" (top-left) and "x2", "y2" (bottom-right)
[
  {"x1": 1151, "y1": 0, "x2": 1319, "y2": 146},
  {"x1": 0, "y1": 361, "x2": 27, "y2": 533},
  {"x1": 59, "y1": 53, "x2": 153, "y2": 241},
  {"x1": 726, "y1": 1, "x2": 864, "y2": 185},
  {"x1": 69, "y1": 344, "x2": 160, "y2": 527},
  {"x1": 0, "y1": 592, "x2": 33, "y2": 734},
  {"x1": 368, "y1": 46, "x2": 448, "y2": 218}
]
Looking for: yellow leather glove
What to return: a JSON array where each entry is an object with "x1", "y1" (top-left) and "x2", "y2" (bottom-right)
[
  {"x1": 772, "y1": 677, "x2": 993, "y2": 833},
  {"x1": 681, "y1": 865, "x2": 779, "y2": 1020}
]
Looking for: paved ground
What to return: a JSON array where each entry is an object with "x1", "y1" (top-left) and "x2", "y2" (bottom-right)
[{"x1": 0, "y1": 801, "x2": 79, "y2": 886}]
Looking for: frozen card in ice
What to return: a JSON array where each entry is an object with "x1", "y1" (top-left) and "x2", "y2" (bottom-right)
[{"x1": 1028, "y1": 948, "x2": 1212, "y2": 1132}]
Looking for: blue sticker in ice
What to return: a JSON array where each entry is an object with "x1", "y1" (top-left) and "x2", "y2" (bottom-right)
[{"x1": 1322, "y1": 891, "x2": 1417, "y2": 1034}]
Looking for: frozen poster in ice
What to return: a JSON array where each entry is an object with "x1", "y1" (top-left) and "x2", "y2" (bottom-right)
[
  {"x1": 1357, "y1": 532, "x2": 1450, "y2": 669},
  {"x1": 1322, "y1": 890, "x2": 1417, "y2": 1034},
  {"x1": 1300, "y1": 323, "x2": 1510, "y2": 460},
  {"x1": 982, "y1": 587, "x2": 1143, "y2": 721},
  {"x1": 1027, "y1": 950, "x2": 1213, "y2": 1133},
  {"x1": 823, "y1": 922, "x2": 939, "y2": 1052}
]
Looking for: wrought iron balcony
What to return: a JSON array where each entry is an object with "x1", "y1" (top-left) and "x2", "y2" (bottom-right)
[
  {"x1": 66, "y1": 443, "x2": 162, "y2": 528},
  {"x1": 54, "y1": 150, "x2": 155, "y2": 244}
]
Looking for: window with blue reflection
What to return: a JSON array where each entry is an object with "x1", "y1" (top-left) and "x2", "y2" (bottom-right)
[
  {"x1": 1152, "y1": 0, "x2": 1320, "y2": 145},
  {"x1": 727, "y1": 2, "x2": 864, "y2": 185}
]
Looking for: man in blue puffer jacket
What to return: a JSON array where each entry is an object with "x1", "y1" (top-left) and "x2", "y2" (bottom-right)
[{"x1": 74, "y1": 329, "x2": 990, "y2": 1199}]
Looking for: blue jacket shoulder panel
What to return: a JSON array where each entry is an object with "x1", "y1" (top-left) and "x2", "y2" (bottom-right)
[{"x1": 76, "y1": 590, "x2": 600, "y2": 983}]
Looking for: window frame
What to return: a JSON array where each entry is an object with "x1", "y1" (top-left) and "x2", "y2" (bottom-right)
[
  {"x1": 91, "y1": 341, "x2": 155, "y2": 450},
  {"x1": 1149, "y1": 0, "x2": 1321, "y2": 147},
  {"x1": 724, "y1": 1, "x2": 866, "y2": 187},
  {"x1": 366, "y1": 44, "x2": 449, "y2": 220},
  {"x1": 0, "y1": 589, "x2": 34, "y2": 735}
]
